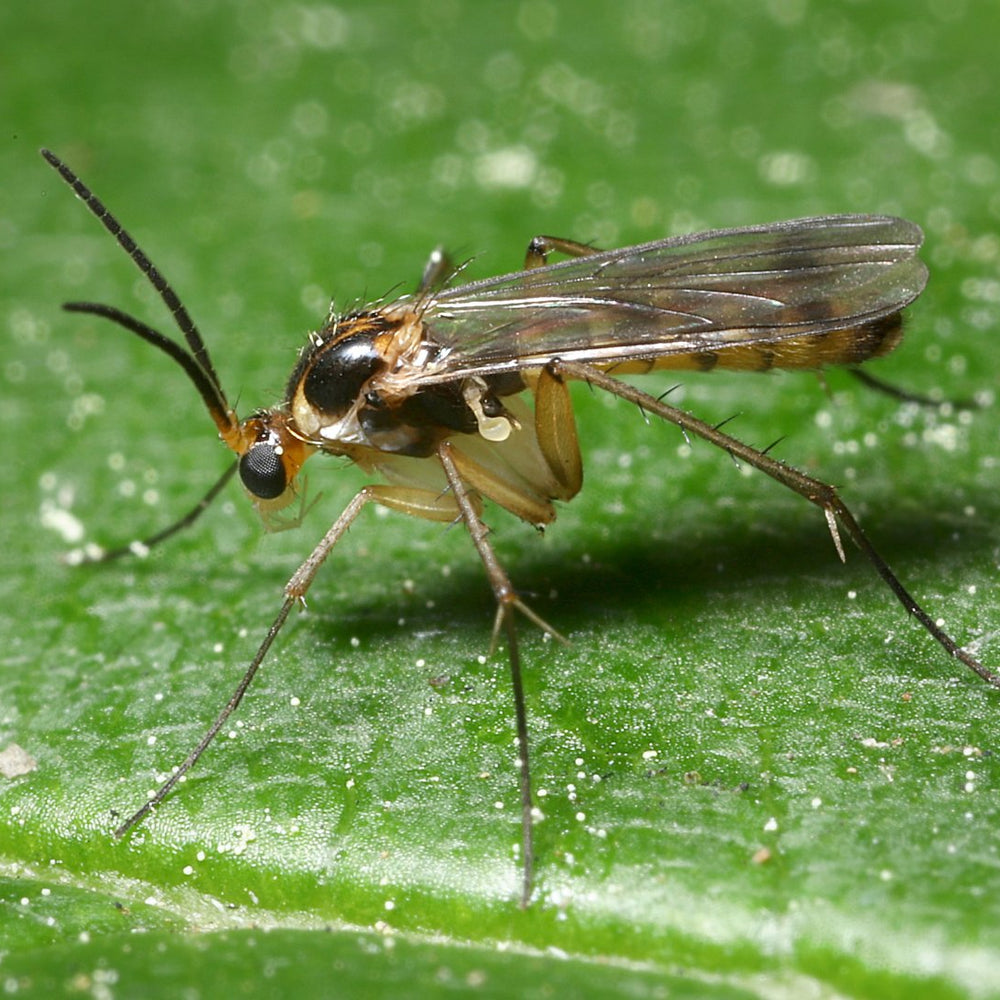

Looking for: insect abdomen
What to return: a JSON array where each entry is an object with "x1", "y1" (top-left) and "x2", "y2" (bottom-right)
[{"x1": 608, "y1": 314, "x2": 904, "y2": 375}]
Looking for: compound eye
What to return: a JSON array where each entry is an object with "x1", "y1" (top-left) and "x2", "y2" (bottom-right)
[{"x1": 239, "y1": 442, "x2": 287, "y2": 499}]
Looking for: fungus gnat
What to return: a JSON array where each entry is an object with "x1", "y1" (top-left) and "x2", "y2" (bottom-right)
[{"x1": 41, "y1": 148, "x2": 996, "y2": 907}]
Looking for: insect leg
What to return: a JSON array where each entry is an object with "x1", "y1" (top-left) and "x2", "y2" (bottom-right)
[
  {"x1": 534, "y1": 366, "x2": 584, "y2": 499},
  {"x1": 283, "y1": 483, "x2": 464, "y2": 601},
  {"x1": 418, "y1": 246, "x2": 453, "y2": 295},
  {"x1": 114, "y1": 483, "x2": 468, "y2": 839},
  {"x1": 554, "y1": 360, "x2": 1000, "y2": 689},
  {"x1": 849, "y1": 367, "x2": 978, "y2": 410},
  {"x1": 72, "y1": 461, "x2": 238, "y2": 565},
  {"x1": 438, "y1": 442, "x2": 537, "y2": 908},
  {"x1": 524, "y1": 235, "x2": 599, "y2": 269},
  {"x1": 114, "y1": 592, "x2": 297, "y2": 838}
]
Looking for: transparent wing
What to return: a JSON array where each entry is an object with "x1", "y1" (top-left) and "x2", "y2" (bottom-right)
[{"x1": 413, "y1": 215, "x2": 927, "y2": 380}]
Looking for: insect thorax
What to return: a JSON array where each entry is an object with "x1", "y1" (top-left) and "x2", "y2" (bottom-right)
[{"x1": 288, "y1": 308, "x2": 525, "y2": 458}]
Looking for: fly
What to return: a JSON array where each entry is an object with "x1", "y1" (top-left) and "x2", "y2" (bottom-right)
[{"x1": 41, "y1": 148, "x2": 998, "y2": 907}]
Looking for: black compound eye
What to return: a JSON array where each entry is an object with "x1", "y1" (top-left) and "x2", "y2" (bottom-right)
[
  {"x1": 304, "y1": 333, "x2": 383, "y2": 415},
  {"x1": 239, "y1": 442, "x2": 287, "y2": 499}
]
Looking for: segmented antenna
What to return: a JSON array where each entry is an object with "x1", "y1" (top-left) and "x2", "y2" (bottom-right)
[
  {"x1": 42, "y1": 148, "x2": 241, "y2": 561},
  {"x1": 40, "y1": 148, "x2": 230, "y2": 420}
]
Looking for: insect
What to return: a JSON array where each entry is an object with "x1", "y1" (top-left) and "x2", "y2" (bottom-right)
[{"x1": 42, "y1": 148, "x2": 998, "y2": 907}]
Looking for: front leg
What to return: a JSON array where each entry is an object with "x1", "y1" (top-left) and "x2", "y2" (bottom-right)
[{"x1": 114, "y1": 481, "x2": 469, "y2": 840}]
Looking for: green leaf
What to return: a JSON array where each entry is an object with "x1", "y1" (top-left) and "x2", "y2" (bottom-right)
[{"x1": 3, "y1": 1, "x2": 1000, "y2": 996}]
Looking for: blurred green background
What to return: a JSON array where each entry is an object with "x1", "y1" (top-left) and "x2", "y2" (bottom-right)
[{"x1": 3, "y1": 1, "x2": 1000, "y2": 996}]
